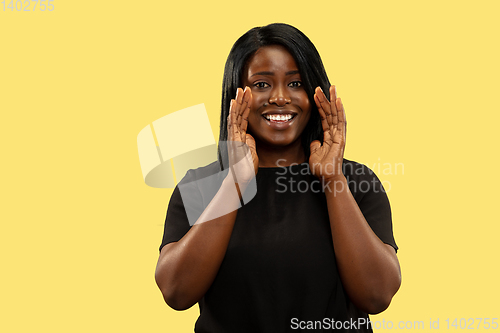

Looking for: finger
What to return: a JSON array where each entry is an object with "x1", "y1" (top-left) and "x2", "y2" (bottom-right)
[
  {"x1": 230, "y1": 97, "x2": 237, "y2": 128},
  {"x1": 228, "y1": 99, "x2": 234, "y2": 127},
  {"x1": 314, "y1": 87, "x2": 331, "y2": 132},
  {"x1": 230, "y1": 88, "x2": 241, "y2": 134},
  {"x1": 331, "y1": 85, "x2": 338, "y2": 102},
  {"x1": 333, "y1": 97, "x2": 345, "y2": 144},
  {"x1": 227, "y1": 118, "x2": 234, "y2": 141},
  {"x1": 318, "y1": 86, "x2": 333, "y2": 126},
  {"x1": 229, "y1": 99, "x2": 239, "y2": 140},
  {"x1": 314, "y1": 92, "x2": 329, "y2": 132},
  {"x1": 240, "y1": 89, "x2": 252, "y2": 133},
  {"x1": 337, "y1": 97, "x2": 346, "y2": 142},
  {"x1": 235, "y1": 87, "x2": 244, "y2": 105},
  {"x1": 237, "y1": 86, "x2": 251, "y2": 128},
  {"x1": 336, "y1": 98, "x2": 344, "y2": 129},
  {"x1": 329, "y1": 85, "x2": 338, "y2": 127}
]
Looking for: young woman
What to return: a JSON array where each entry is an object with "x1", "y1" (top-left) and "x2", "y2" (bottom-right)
[{"x1": 155, "y1": 23, "x2": 401, "y2": 332}]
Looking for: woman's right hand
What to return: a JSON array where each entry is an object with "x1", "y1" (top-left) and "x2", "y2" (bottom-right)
[
  {"x1": 227, "y1": 86, "x2": 259, "y2": 184},
  {"x1": 155, "y1": 88, "x2": 258, "y2": 311}
]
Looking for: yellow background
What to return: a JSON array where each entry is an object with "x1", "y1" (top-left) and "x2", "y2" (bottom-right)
[{"x1": 1, "y1": 0, "x2": 499, "y2": 332}]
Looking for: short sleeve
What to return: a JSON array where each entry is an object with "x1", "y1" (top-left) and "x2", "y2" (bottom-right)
[
  {"x1": 158, "y1": 161, "x2": 222, "y2": 253},
  {"x1": 344, "y1": 160, "x2": 398, "y2": 252},
  {"x1": 158, "y1": 185, "x2": 192, "y2": 252}
]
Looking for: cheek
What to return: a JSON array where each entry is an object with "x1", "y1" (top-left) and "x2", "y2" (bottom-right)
[
  {"x1": 247, "y1": 105, "x2": 261, "y2": 131},
  {"x1": 305, "y1": 100, "x2": 312, "y2": 115},
  {"x1": 250, "y1": 97, "x2": 260, "y2": 113},
  {"x1": 300, "y1": 95, "x2": 312, "y2": 119},
  {"x1": 250, "y1": 91, "x2": 265, "y2": 109},
  {"x1": 247, "y1": 93, "x2": 264, "y2": 124}
]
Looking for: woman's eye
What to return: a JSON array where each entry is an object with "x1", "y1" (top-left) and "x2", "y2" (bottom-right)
[
  {"x1": 254, "y1": 82, "x2": 269, "y2": 88},
  {"x1": 289, "y1": 81, "x2": 302, "y2": 88}
]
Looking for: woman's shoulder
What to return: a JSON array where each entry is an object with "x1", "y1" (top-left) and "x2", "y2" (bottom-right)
[
  {"x1": 342, "y1": 157, "x2": 388, "y2": 196},
  {"x1": 342, "y1": 158, "x2": 377, "y2": 179},
  {"x1": 178, "y1": 160, "x2": 225, "y2": 185}
]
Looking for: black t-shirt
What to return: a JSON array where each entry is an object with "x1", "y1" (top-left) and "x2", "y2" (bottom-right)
[{"x1": 159, "y1": 158, "x2": 398, "y2": 333}]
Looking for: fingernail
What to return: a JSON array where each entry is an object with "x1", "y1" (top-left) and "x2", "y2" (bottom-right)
[
  {"x1": 319, "y1": 86, "x2": 323, "y2": 93},
  {"x1": 334, "y1": 86, "x2": 337, "y2": 96}
]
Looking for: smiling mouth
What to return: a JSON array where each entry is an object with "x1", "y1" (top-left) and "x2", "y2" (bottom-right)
[{"x1": 262, "y1": 114, "x2": 296, "y2": 122}]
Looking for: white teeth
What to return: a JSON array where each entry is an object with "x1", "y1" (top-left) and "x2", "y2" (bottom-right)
[{"x1": 265, "y1": 114, "x2": 293, "y2": 121}]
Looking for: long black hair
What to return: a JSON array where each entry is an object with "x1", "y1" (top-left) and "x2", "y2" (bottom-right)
[{"x1": 218, "y1": 23, "x2": 332, "y2": 169}]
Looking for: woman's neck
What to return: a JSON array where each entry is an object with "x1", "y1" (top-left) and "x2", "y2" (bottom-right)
[{"x1": 255, "y1": 139, "x2": 307, "y2": 168}]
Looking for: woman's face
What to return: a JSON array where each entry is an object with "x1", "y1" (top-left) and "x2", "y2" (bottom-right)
[{"x1": 242, "y1": 45, "x2": 312, "y2": 150}]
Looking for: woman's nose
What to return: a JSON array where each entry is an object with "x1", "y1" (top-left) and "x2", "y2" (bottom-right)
[{"x1": 268, "y1": 86, "x2": 291, "y2": 106}]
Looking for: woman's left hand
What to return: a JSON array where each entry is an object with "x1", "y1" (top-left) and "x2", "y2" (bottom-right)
[{"x1": 309, "y1": 85, "x2": 346, "y2": 181}]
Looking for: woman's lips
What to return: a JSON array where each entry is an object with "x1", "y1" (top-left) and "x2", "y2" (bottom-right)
[{"x1": 261, "y1": 113, "x2": 296, "y2": 130}]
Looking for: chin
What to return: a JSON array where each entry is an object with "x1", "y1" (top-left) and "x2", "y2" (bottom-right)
[{"x1": 260, "y1": 135, "x2": 300, "y2": 148}]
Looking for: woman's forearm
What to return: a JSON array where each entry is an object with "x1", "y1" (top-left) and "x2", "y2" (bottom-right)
[
  {"x1": 324, "y1": 175, "x2": 401, "y2": 314},
  {"x1": 155, "y1": 175, "x2": 244, "y2": 310}
]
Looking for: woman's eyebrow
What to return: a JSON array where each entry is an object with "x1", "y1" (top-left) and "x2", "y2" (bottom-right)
[{"x1": 250, "y1": 70, "x2": 300, "y2": 77}]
